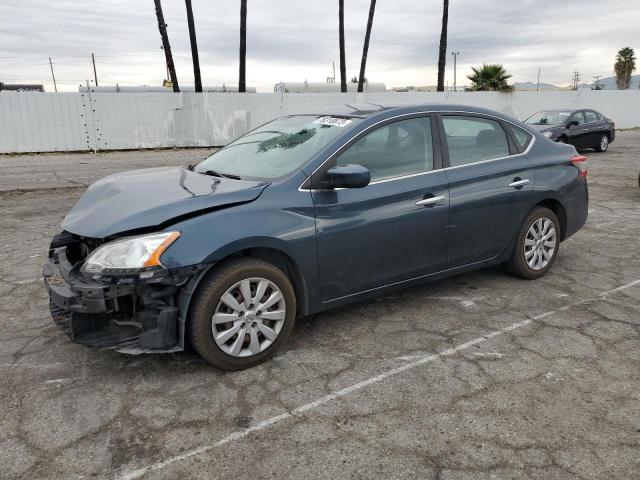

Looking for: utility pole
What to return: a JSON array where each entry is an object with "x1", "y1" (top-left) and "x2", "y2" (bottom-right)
[
  {"x1": 338, "y1": 0, "x2": 347, "y2": 92},
  {"x1": 593, "y1": 74, "x2": 601, "y2": 90},
  {"x1": 185, "y1": 0, "x2": 202, "y2": 92},
  {"x1": 357, "y1": 0, "x2": 377, "y2": 93},
  {"x1": 239, "y1": 0, "x2": 247, "y2": 92},
  {"x1": 572, "y1": 70, "x2": 580, "y2": 90},
  {"x1": 536, "y1": 68, "x2": 540, "y2": 91},
  {"x1": 49, "y1": 57, "x2": 58, "y2": 92},
  {"x1": 154, "y1": 0, "x2": 180, "y2": 92},
  {"x1": 91, "y1": 53, "x2": 98, "y2": 86},
  {"x1": 451, "y1": 51, "x2": 459, "y2": 91}
]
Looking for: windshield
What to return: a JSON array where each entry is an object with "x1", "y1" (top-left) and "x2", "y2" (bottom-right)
[
  {"x1": 525, "y1": 111, "x2": 572, "y2": 126},
  {"x1": 195, "y1": 115, "x2": 360, "y2": 179}
]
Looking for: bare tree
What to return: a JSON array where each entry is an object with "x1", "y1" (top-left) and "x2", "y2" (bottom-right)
[
  {"x1": 154, "y1": 0, "x2": 179, "y2": 92},
  {"x1": 239, "y1": 0, "x2": 247, "y2": 92},
  {"x1": 339, "y1": 0, "x2": 347, "y2": 92},
  {"x1": 357, "y1": 0, "x2": 377, "y2": 93},
  {"x1": 185, "y1": 0, "x2": 202, "y2": 92},
  {"x1": 436, "y1": 0, "x2": 449, "y2": 92}
]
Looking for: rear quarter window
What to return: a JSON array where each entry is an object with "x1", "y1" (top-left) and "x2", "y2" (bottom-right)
[{"x1": 505, "y1": 124, "x2": 533, "y2": 153}]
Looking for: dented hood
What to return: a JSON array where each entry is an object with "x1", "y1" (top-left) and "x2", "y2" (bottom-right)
[{"x1": 62, "y1": 167, "x2": 268, "y2": 238}]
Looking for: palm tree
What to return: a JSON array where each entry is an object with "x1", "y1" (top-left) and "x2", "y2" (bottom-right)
[
  {"x1": 467, "y1": 64, "x2": 513, "y2": 91},
  {"x1": 357, "y1": 0, "x2": 377, "y2": 93},
  {"x1": 436, "y1": 0, "x2": 449, "y2": 92},
  {"x1": 339, "y1": 0, "x2": 347, "y2": 92},
  {"x1": 614, "y1": 47, "x2": 636, "y2": 90},
  {"x1": 239, "y1": 0, "x2": 247, "y2": 92},
  {"x1": 154, "y1": 0, "x2": 179, "y2": 92},
  {"x1": 185, "y1": 0, "x2": 202, "y2": 92}
]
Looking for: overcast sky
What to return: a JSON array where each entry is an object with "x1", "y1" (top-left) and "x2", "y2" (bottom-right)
[{"x1": 1, "y1": 0, "x2": 638, "y2": 92}]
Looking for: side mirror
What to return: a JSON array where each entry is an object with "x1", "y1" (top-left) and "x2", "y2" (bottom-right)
[
  {"x1": 567, "y1": 120, "x2": 579, "y2": 128},
  {"x1": 325, "y1": 164, "x2": 371, "y2": 189}
]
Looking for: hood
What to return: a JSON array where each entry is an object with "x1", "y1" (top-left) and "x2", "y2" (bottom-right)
[{"x1": 63, "y1": 167, "x2": 268, "y2": 238}]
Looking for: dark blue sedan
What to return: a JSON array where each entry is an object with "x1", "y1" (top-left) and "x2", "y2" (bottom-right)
[{"x1": 44, "y1": 104, "x2": 589, "y2": 370}]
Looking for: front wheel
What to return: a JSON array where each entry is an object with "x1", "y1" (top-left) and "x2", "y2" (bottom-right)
[
  {"x1": 595, "y1": 134, "x2": 609, "y2": 152},
  {"x1": 188, "y1": 258, "x2": 297, "y2": 370},
  {"x1": 505, "y1": 207, "x2": 560, "y2": 279}
]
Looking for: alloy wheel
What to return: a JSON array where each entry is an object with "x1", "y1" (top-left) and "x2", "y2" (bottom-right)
[
  {"x1": 524, "y1": 217, "x2": 557, "y2": 271},
  {"x1": 600, "y1": 135, "x2": 609, "y2": 151},
  {"x1": 212, "y1": 277, "x2": 286, "y2": 357}
]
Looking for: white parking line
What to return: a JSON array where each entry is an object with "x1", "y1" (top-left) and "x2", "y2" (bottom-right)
[{"x1": 119, "y1": 278, "x2": 640, "y2": 480}]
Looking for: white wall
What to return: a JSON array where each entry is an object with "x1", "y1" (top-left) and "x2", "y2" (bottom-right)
[{"x1": 1, "y1": 90, "x2": 638, "y2": 153}]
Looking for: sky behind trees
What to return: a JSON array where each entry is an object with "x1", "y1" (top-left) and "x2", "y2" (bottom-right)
[{"x1": 1, "y1": 0, "x2": 638, "y2": 91}]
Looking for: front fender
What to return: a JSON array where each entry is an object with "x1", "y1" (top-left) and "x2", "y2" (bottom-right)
[{"x1": 159, "y1": 183, "x2": 320, "y2": 311}]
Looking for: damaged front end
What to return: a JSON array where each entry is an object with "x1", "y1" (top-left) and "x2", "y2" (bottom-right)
[{"x1": 43, "y1": 231, "x2": 208, "y2": 353}]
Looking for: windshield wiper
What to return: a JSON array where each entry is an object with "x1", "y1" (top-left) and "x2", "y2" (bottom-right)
[{"x1": 200, "y1": 169, "x2": 242, "y2": 180}]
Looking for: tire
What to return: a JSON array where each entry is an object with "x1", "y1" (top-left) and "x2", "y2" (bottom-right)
[
  {"x1": 594, "y1": 134, "x2": 609, "y2": 152},
  {"x1": 556, "y1": 137, "x2": 567, "y2": 144},
  {"x1": 188, "y1": 258, "x2": 297, "y2": 370},
  {"x1": 505, "y1": 207, "x2": 561, "y2": 280}
]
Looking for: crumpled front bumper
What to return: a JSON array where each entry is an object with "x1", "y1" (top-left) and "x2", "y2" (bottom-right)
[{"x1": 43, "y1": 244, "x2": 207, "y2": 353}]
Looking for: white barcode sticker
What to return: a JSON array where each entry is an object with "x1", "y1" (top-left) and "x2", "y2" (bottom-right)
[{"x1": 313, "y1": 116, "x2": 353, "y2": 127}]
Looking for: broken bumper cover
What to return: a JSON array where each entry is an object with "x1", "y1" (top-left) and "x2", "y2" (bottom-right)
[{"x1": 44, "y1": 246, "x2": 208, "y2": 353}]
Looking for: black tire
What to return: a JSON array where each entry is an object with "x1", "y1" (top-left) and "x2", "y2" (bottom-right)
[
  {"x1": 505, "y1": 207, "x2": 561, "y2": 280},
  {"x1": 188, "y1": 258, "x2": 297, "y2": 370},
  {"x1": 594, "y1": 134, "x2": 609, "y2": 152},
  {"x1": 556, "y1": 137, "x2": 567, "y2": 144}
]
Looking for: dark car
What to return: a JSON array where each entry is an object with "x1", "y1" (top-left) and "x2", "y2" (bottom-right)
[
  {"x1": 524, "y1": 108, "x2": 615, "y2": 152},
  {"x1": 44, "y1": 104, "x2": 589, "y2": 370}
]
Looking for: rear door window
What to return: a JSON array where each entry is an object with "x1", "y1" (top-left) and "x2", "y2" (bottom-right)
[{"x1": 441, "y1": 116, "x2": 510, "y2": 167}]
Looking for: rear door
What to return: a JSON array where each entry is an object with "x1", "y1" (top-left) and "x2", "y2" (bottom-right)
[
  {"x1": 312, "y1": 115, "x2": 450, "y2": 301},
  {"x1": 584, "y1": 110, "x2": 605, "y2": 145},
  {"x1": 438, "y1": 114, "x2": 534, "y2": 267}
]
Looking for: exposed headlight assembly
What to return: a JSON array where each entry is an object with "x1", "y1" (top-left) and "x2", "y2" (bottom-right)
[
  {"x1": 82, "y1": 231, "x2": 180, "y2": 274},
  {"x1": 542, "y1": 131, "x2": 554, "y2": 138}
]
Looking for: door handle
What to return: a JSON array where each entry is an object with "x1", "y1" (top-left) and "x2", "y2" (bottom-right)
[
  {"x1": 582, "y1": 128, "x2": 588, "y2": 131},
  {"x1": 416, "y1": 195, "x2": 446, "y2": 206},
  {"x1": 508, "y1": 179, "x2": 530, "y2": 188}
]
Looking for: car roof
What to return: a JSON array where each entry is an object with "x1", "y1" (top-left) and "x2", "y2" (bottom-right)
[{"x1": 310, "y1": 103, "x2": 526, "y2": 121}]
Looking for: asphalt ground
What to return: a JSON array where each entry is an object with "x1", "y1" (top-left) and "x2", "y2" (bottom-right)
[{"x1": 1, "y1": 133, "x2": 639, "y2": 479}]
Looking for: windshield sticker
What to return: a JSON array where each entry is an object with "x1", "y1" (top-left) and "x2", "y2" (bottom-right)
[{"x1": 313, "y1": 116, "x2": 353, "y2": 128}]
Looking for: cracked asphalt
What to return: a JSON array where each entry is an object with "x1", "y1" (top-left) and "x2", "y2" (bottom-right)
[{"x1": 1, "y1": 134, "x2": 639, "y2": 479}]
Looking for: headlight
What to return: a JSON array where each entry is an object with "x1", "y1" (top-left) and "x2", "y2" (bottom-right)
[
  {"x1": 542, "y1": 131, "x2": 554, "y2": 138},
  {"x1": 82, "y1": 231, "x2": 180, "y2": 274}
]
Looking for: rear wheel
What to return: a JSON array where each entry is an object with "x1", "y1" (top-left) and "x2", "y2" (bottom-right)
[
  {"x1": 595, "y1": 134, "x2": 609, "y2": 152},
  {"x1": 505, "y1": 207, "x2": 560, "y2": 279},
  {"x1": 188, "y1": 258, "x2": 296, "y2": 370}
]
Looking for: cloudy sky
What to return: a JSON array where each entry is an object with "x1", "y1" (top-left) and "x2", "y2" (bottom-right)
[{"x1": 1, "y1": 0, "x2": 638, "y2": 92}]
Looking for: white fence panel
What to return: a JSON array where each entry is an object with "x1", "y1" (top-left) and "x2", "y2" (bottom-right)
[{"x1": 1, "y1": 90, "x2": 639, "y2": 153}]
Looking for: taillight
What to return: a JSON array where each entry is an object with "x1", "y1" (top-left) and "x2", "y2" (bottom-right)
[{"x1": 570, "y1": 154, "x2": 588, "y2": 177}]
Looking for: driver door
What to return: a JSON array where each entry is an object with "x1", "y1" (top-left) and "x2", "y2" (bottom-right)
[
  {"x1": 311, "y1": 115, "x2": 450, "y2": 302},
  {"x1": 567, "y1": 111, "x2": 589, "y2": 147}
]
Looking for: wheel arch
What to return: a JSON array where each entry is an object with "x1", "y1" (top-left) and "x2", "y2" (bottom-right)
[
  {"x1": 534, "y1": 198, "x2": 567, "y2": 240},
  {"x1": 203, "y1": 243, "x2": 309, "y2": 317}
]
